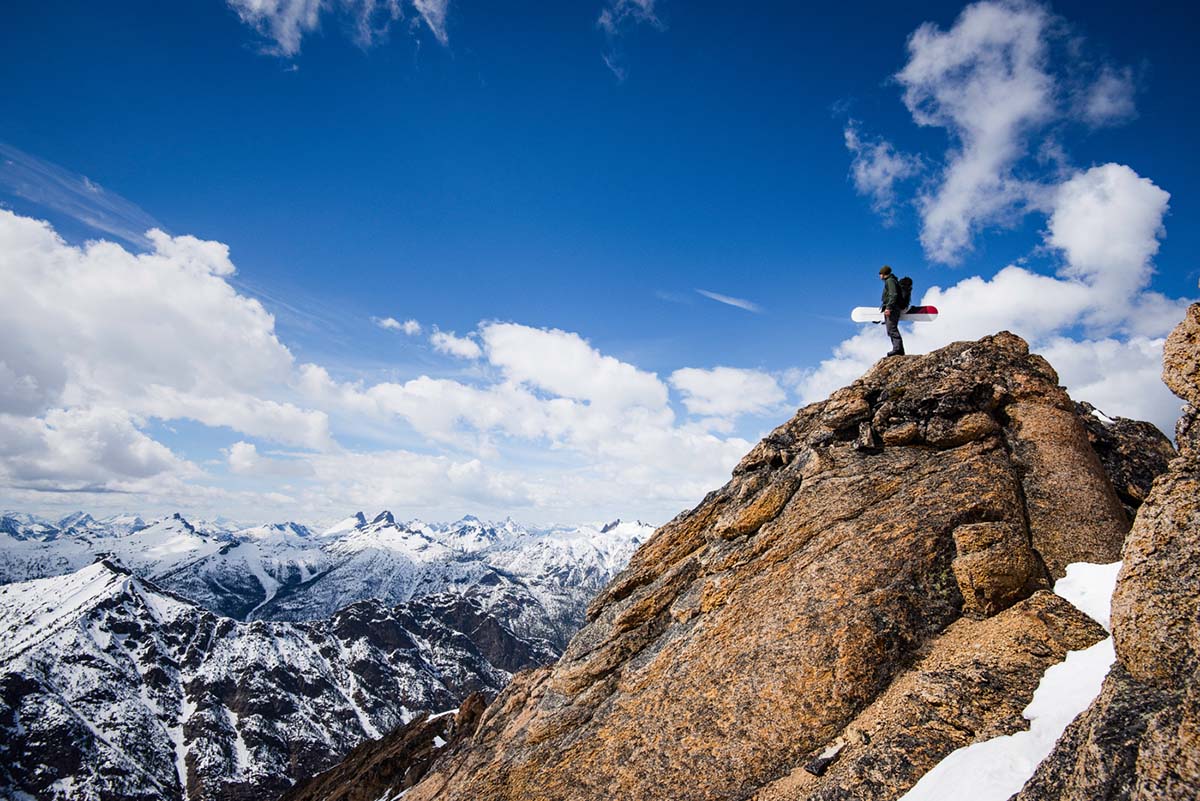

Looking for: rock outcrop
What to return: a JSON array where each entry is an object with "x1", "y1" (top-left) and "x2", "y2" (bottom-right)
[
  {"x1": 368, "y1": 332, "x2": 1133, "y2": 801},
  {"x1": 279, "y1": 693, "x2": 487, "y2": 801},
  {"x1": 1013, "y1": 304, "x2": 1200, "y2": 801},
  {"x1": 1074, "y1": 401, "x2": 1176, "y2": 521}
]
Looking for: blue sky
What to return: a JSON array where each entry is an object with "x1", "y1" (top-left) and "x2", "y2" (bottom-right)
[{"x1": 1, "y1": 0, "x2": 1197, "y2": 525}]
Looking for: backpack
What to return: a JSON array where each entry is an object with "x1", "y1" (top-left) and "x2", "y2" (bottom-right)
[{"x1": 898, "y1": 276, "x2": 913, "y2": 310}]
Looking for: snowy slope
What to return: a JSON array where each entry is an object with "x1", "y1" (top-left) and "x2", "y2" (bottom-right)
[
  {"x1": 0, "y1": 560, "x2": 532, "y2": 801},
  {"x1": 156, "y1": 522, "x2": 328, "y2": 619},
  {"x1": 0, "y1": 510, "x2": 651, "y2": 646}
]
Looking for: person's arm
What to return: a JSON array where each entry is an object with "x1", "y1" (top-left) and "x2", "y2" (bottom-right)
[{"x1": 881, "y1": 277, "x2": 897, "y2": 312}]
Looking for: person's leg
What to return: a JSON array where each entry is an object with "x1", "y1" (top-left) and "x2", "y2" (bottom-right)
[{"x1": 885, "y1": 313, "x2": 904, "y2": 355}]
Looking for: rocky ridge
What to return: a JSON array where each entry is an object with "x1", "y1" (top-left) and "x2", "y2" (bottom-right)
[
  {"x1": 1013, "y1": 301, "x2": 1200, "y2": 800},
  {"x1": 291, "y1": 330, "x2": 1175, "y2": 801}
]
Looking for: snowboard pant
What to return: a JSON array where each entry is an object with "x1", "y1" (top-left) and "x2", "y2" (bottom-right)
[{"x1": 885, "y1": 309, "x2": 904, "y2": 354}]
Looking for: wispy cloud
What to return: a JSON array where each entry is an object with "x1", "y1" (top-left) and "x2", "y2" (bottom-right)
[
  {"x1": 695, "y1": 288, "x2": 763, "y2": 313},
  {"x1": 597, "y1": 0, "x2": 663, "y2": 80},
  {"x1": 843, "y1": 120, "x2": 922, "y2": 223},
  {"x1": 0, "y1": 141, "x2": 162, "y2": 247},
  {"x1": 225, "y1": 0, "x2": 446, "y2": 57}
]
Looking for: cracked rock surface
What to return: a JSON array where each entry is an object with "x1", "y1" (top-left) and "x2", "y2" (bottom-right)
[
  {"x1": 392, "y1": 332, "x2": 1135, "y2": 801},
  {"x1": 1013, "y1": 304, "x2": 1200, "y2": 801}
]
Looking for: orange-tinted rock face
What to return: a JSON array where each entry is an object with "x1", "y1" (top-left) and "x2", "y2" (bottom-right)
[
  {"x1": 384, "y1": 332, "x2": 1130, "y2": 801},
  {"x1": 1014, "y1": 303, "x2": 1200, "y2": 801}
]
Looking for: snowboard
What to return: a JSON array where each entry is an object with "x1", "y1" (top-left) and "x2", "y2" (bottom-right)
[{"x1": 851, "y1": 305, "x2": 939, "y2": 323}]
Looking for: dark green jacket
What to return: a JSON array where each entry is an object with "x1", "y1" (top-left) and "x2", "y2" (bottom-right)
[{"x1": 880, "y1": 275, "x2": 901, "y2": 311}]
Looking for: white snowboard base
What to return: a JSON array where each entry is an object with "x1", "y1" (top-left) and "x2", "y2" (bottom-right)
[{"x1": 851, "y1": 305, "x2": 939, "y2": 323}]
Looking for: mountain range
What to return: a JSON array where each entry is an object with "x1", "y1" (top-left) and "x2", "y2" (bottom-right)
[{"x1": 0, "y1": 510, "x2": 652, "y2": 800}]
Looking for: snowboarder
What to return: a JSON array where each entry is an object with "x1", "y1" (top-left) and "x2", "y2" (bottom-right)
[{"x1": 879, "y1": 265, "x2": 904, "y2": 356}]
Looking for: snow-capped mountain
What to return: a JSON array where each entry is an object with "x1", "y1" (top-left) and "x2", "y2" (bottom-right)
[
  {"x1": 159, "y1": 521, "x2": 329, "y2": 620},
  {"x1": 0, "y1": 559, "x2": 550, "y2": 801},
  {"x1": 0, "y1": 511, "x2": 652, "y2": 648},
  {"x1": 0, "y1": 508, "x2": 653, "y2": 799}
]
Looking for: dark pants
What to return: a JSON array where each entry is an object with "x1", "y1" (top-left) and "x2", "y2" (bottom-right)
[{"x1": 885, "y1": 309, "x2": 904, "y2": 354}]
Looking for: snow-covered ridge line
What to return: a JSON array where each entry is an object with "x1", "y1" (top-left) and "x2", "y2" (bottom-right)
[{"x1": 1, "y1": 510, "x2": 655, "y2": 631}]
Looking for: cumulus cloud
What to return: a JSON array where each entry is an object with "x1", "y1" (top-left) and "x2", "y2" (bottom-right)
[
  {"x1": 226, "y1": 0, "x2": 445, "y2": 56},
  {"x1": 800, "y1": 163, "x2": 1188, "y2": 433},
  {"x1": 670, "y1": 367, "x2": 786, "y2": 418},
  {"x1": 226, "y1": 441, "x2": 261, "y2": 473},
  {"x1": 844, "y1": 121, "x2": 922, "y2": 221},
  {"x1": 0, "y1": 204, "x2": 779, "y2": 523},
  {"x1": 481, "y1": 323, "x2": 667, "y2": 408},
  {"x1": 897, "y1": 0, "x2": 1055, "y2": 263},
  {"x1": 1046, "y1": 163, "x2": 1169, "y2": 317},
  {"x1": 297, "y1": 320, "x2": 758, "y2": 520},
  {"x1": 0, "y1": 208, "x2": 332, "y2": 496},
  {"x1": 0, "y1": 407, "x2": 193, "y2": 490},
  {"x1": 847, "y1": 1, "x2": 1142, "y2": 264},
  {"x1": 430, "y1": 328, "x2": 482, "y2": 359}
]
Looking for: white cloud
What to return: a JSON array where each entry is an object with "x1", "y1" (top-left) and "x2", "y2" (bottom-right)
[
  {"x1": 226, "y1": 0, "x2": 323, "y2": 56},
  {"x1": 375, "y1": 316, "x2": 421, "y2": 335},
  {"x1": 861, "y1": 2, "x2": 1145, "y2": 265},
  {"x1": 1046, "y1": 163, "x2": 1169, "y2": 316},
  {"x1": 0, "y1": 210, "x2": 331, "y2": 466},
  {"x1": 1037, "y1": 336, "x2": 1178, "y2": 426},
  {"x1": 597, "y1": 0, "x2": 662, "y2": 80},
  {"x1": 0, "y1": 407, "x2": 192, "y2": 489},
  {"x1": 844, "y1": 121, "x2": 922, "y2": 220},
  {"x1": 226, "y1": 0, "x2": 445, "y2": 57},
  {"x1": 0, "y1": 141, "x2": 163, "y2": 248},
  {"x1": 696, "y1": 289, "x2": 763, "y2": 313},
  {"x1": 669, "y1": 367, "x2": 786, "y2": 418},
  {"x1": 897, "y1": 0, "x2": 1055, "y2": 263},
  {"x1": 410, "y1": 0, "x2": 448, "y2": 44},
  {"x1": 799, "y1": 163, "x2": 1188, "y2": 434},
  {"x1": 1080, "y1": 66, "x2": 1137, "y2": 126},
  {"x1": 226, "y1": 441, "x2": 261, "y2": 473},
  {"x1": 430, "y1": 328, "x2": 482, "y2": 359},
  {"x1": 597, "y1": 0, "x2": 657, "y2": 35},
  {"x1": 298, "y1": 321, "x2": 753, "y2": 520},
  {"x1": 481, "y1": 322, "x2": 667, "y2": 409}
]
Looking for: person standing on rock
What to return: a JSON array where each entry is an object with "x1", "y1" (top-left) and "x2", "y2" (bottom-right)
[{"x1": 879, "y1": 265, "x2": 905, "y2": 357}]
